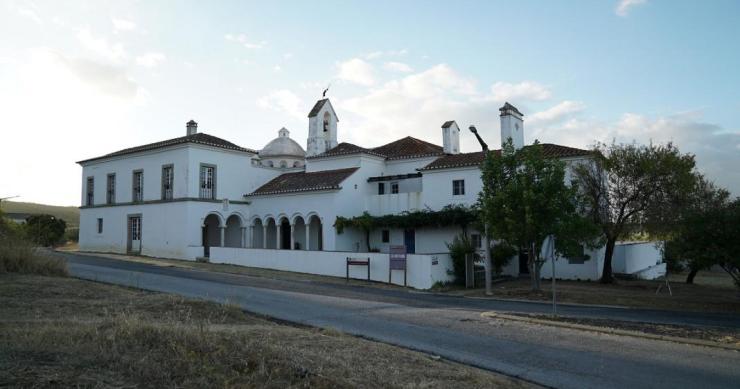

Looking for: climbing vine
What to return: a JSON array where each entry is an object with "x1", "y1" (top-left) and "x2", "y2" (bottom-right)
[{"x1": 334, "y1": 205, "x2": 479, "y2": 234}]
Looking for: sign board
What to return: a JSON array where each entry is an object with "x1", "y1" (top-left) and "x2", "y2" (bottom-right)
[
  {"x1": 389, "y1": 245, "x2": 407, "y2": 270},
  {"x1": 389, "y1": 245, "x2": 407, "y2": 286}
]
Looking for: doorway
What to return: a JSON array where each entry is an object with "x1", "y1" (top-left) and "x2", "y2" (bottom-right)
[
  {"x1": 127, "y1": 215, "x2": 142, "y2": 254},
  {"x1": 518, "y1": 248, "x2": 530, "y2": 274},
  {"x1": 404, "y1": 229, "x2": 415, "y2": 254}
]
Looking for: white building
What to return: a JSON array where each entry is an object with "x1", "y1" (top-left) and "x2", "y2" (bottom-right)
[{"x1": 78, "y1": 99, "x2": 664, "y2": 288}]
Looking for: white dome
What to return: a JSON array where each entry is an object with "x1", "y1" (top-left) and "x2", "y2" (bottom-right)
[{"x1": 260, "y1": 128, "x2": 306, "y2": 158}]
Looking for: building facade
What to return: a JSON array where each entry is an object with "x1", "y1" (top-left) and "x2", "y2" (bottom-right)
[{"x1": 78, "y1": 99, "x2": 665, "y2": 286}]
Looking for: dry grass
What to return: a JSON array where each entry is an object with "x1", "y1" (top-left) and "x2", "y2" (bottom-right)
[
  {"x1": 0, "y1": 239, "x2": 67, "y2": 276},
  {"x1": 0, "y1": 275, "x2": 532, "y2": 388},
  {"x1": 457, "y1": 272, "x2": 740, "y2": 313}
]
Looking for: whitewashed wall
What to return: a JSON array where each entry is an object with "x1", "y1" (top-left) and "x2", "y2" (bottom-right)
[
  {"x1": 209, "y1": 247, "x2": 455, "y2": 289},
  {"x1": 421, "y1": 167, "x2": 482, "y2": 210},
  {"x1": 613, "y1": 242, "x2": 664, "y2": 274}
]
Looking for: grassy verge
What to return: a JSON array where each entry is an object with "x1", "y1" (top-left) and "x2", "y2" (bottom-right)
[
  {"x1": 0, "y1": 239, "x2": 67, "y2": 276},
  {"x1": 0, "y1": 275, "x2": 533, "y2": 388},
  {"x1": 453, "y1": 271, "x2": 740, "y2": 313},
  {"x1": 503, "y1": 313, "x2": 739, "y2": 346}
]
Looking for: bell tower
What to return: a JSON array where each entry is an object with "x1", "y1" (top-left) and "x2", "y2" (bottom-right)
[{"x1": 307, "y1": 98, "x2": 338, "y2": 157}]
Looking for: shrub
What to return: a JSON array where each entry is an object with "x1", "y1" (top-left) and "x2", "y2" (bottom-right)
[
  {"x1": 64, "y1": 227, "x2": 80, "y2": 242},
  {"x1": 446, "y1": 234, "x2": 475, "y2": 285},
  {"x1": 23, "y1": 214, "x2": 67, "y2": 247}
]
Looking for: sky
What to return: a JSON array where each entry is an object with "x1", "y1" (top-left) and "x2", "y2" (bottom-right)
[{"x1": 1, "y1": 0, "x2": 739, "y2": 206}]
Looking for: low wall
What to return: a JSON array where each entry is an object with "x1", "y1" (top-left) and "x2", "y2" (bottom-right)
[
  {"x1": 613, "y1": 242, "x2": 663, "y2": 275},
  {"x1": 209, "y1": 247, "x2": 455, "y2": 290}
]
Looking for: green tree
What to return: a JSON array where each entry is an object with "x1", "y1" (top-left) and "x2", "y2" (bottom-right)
[
  {"x1": 667, "y1": 179, "x2": 739, "y2": 287},
  {"x1": 480, "y1": 140, "x2": 600, "y2": 290},
  {"x1": 665, "y1": 177, "x2": 730, "y2": 283},
  {"x1": 23, "y1": 214, "x2": 67, "y2": 247},
  {"x1": 572, "y1": 142, "x2": 696, "y2": 283}
]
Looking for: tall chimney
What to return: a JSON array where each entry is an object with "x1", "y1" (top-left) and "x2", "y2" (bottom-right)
[
  {"x1": 499, "y1": 102, "x2": 524, "y2": 150},
  {"x1": 441, "y1": 121, "x2": 460, "y2": 154},
  {"x1": 186, "y1": 120, "x2": 198, "y2": 136}
]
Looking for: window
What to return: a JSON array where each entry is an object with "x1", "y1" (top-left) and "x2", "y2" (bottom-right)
[
  {"x1": 97, "y1": 218, "x2": 103, "y2": 234},
  {"x1": 382, "y1": 230, "x2": 390, "y2": 243},
  {"x1": 132, "y1": 170, "x2": 143, "y2": 202},
  {"x1": 453, "y1": 179, "x2": 465, "y2": 196},
  {"x1": 471, "y1": 233, "x2": 482, "y2": 249},
  {"x1": 161, "y1": 165, "x2": 174, "y2": 200},
  {"x1": 568, "y1": 245, "x2": 587, "y2": 264},
  {"x1": 86, "y1": 177, "x2": 94, "y2": 206},
  {"x1": 199, "y1": 164, "x2": 216, "y2": 199},
  {"x1": 378, "y1": 182, "x2": 385, "y2": 195},
  {"x1": 106, "y1": 174, "x2": 116, "y2": 204},
  {"x1": 391, "y1": 182, "x2": 399, "y2": 194}
]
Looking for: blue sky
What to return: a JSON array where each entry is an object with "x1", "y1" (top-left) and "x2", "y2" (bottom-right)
[{"x1": 1, "y1": 0, "x2": 739, "y2": 205}]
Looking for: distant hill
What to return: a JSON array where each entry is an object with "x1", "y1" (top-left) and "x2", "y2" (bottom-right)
[{"x1": 0, "y1": 201, "x2": 79, "y2": 227}]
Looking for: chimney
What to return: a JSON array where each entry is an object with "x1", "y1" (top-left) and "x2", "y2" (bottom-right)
[
  {"x1": 186, "y1": 120, "x2": 198, "y2": 136},
  {"x1": 499, "y1": 102, "x2": 524, "y2": 150},
  {"x1": 441, "y1": 121, "x2": 460, "y2": 154}
]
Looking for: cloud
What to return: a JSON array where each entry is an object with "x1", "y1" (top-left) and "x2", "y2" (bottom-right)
[
  {"x1": 528, "y1": 110, "x2": 740, "y2": 195},
  {"x1": 17, "y1": 7, "x2": 43, "y2": 25},
  {"x1": 616, "y1": 0, "x2": 647, "y2": 17},
  {"x1": 135, "y1": 52, "x2": 166, "y2": 68},
  {"x1": 224, "y1": 33, "x2": 266, "y2": 49},
  {"x1": 365, "y1": 49, "x2": 408, "y2": 60},
  {"x1": 0, "y1": 47, "x2": 148, "y2": 205},
  {"x1": 528, "y1": 100, "x2": 585, "y2": 126},
  {"x1": 256, "y1": 89, "x2": 304, "y2": 119},
  {"x1": 339, "y1": 64, "x2": 489, "y2": 148},
  {"x1": 488, "y1": 81, "x2": 552, "y2": 102},
  {"x1": 77, "y1": 29, "x2": 127, "y2": 62},
  {"x1": 383, "y1": 61, "x2": 413, "y2": 73},
  {"x1": 336, "y1": 58, "x2": 376, "y2": 86},
  {"x1": 112, "y1": 18, "x2": 137, "y2": 32}
]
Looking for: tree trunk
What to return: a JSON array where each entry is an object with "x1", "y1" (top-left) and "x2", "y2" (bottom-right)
[
  {"x1": 600, "y1": 238, "x2": 616, "y2": 284},
  {"x1": 528, "y1": 244, "x2": 541, "y2": 291},
  {"x1": 685, "y1": 268, "x2": 699, "y2": 284},
  {"x1": 365, "y1": 229, "x2": 371, "y2": 252}
]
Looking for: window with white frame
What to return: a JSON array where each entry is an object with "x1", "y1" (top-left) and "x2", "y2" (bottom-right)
[
  {"x1": 378, "y1": 182, "x2": 385, "y2": 195},
  {"x1": 382, "y1": 229, "x2": 390, "y2": 243},
  {"x1": 97, "y1": 218, "x2": 103, "y2": 234},
  {"x1": 106, "y1": 174, "x2": 116, "y2": 204},
  {"x1": 390, "y1": 182, "x2": 399, "y2": 194},
  {"x1": 161, "y1": 165, "x2": 174, "y2": 200},
  {"x1": 86, "y1": 177, "x2": 94, "y2": 206},
  {"x1": 132, "y1": 170, "x2": 143, "y2": 202},
  {"x1": 199, "y1": 164, "x2": 216, "y2": 199},
  {"x1": 452, "y1": 179, "x2": 465, "y2": 196}
]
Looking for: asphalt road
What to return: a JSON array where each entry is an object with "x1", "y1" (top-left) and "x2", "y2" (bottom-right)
[{"x1": 60, "y1": 252, "x2": 740, "y2": 389}]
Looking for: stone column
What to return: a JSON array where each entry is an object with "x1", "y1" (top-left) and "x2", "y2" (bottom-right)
[
  {"x1": 262, "y1": 225, "x2": 267, "y2": 249},
  {"x1": 219, "y1": 226, "x2": 225, "y2": 247},
  {"x1": 240, "y1": 227, "x2": 247, "y2": 248},
  {"x1": 290, "y1": 224, "x2": 295, "y2": 250},
  {"x1": 305, "y1": 223, "x2": 311, "y2": 251},
  {"x1": 276, "y1": 224, "x2": 282, "y2": 250}
]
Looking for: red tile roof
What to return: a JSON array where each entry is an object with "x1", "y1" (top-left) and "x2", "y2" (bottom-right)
[
  {"x1": 421, "y1": 144, "x2": 592, "y2": 171},
  {"x1": 371, "y1": 136, "x2": 445, "y2": 160},
  {"x1": 248, "y1": 167, "x2": 359, "y2": 196},
  {"x1": 309, "y1": 136, "x2": 445, "y2": 161},
  {"x1": 77, "y1": 133, "x2": 257, "y2": 164}
]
